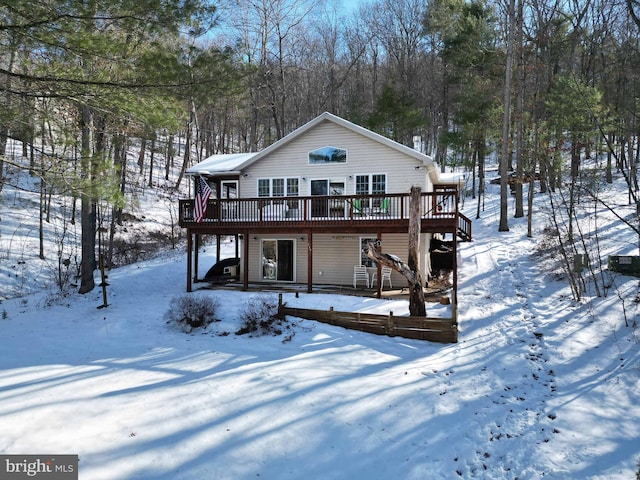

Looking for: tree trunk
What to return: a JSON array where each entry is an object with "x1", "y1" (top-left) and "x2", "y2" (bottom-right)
[
  {"x1": 366, "y1": 186, "x2": 426, "y2": 316},
  {"x1": 513, "y1": 0, "x2": 525, "y2": 219},
  {"x1": 499, "y1": 0, "x2": 515, "y2": 232},
  {"x1": 606, "y1": 131, "x2": 613, "y2": 183},
  {"x1": 165, "y1": 134, "x2": 174, "y2": 180},
  {"x1": 407, "y1": 186, "x2": 427, "y2": 316},
  {"x1": 79, "y1": 105, "x2": 96, "y2": 294},
  {"x1": 436, "y1": 62, "x2": 449, "y2": 174},
  {"x1": 568, "y1": 141, "x2": 580, "y2": 242},
  {"x1": 148, "y1": 136, "x2": 155, "y2": 187},
  {"x1": 476, "y1": 137, "x2": 485, "y2": 220},
  {"x1": 175, "y1": 108, "x2": 195, "y2": 190},
  {"x1": 138, "y1": 138, "x2": 146, "y2": 174}
]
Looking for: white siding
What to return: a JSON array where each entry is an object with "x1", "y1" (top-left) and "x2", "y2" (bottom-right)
[
  {"x1": 311, "y1": 233, "x2": 415, "y2": 287},
  {"x1": 238, "y1": 121, "x2": 432, "y2": 197},
  {"x1": 236, "y1": 118, "x2": 436, "y2": 287},
  {"x1": 245, "y1": 233, "x2": 431, "y2": 287}
]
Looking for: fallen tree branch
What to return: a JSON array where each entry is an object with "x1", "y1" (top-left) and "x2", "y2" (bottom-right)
[
  {"x1": 365, "y1": 242, "x2": 419, "y2": 284},
  {"x1": 365, "y1": 243, "x2": 426, "y2": 317}
]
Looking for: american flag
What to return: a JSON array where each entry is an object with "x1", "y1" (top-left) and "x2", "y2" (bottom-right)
[{"x1": 194, "y1": 176, "x2": 212, "y2": 222}]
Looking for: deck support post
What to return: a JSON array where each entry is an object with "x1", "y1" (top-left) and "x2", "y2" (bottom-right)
[
  {"x1": 243, "y1": 230, "x2": 249, "y2": 291},
  {"x1": 193, "y1": 234, "x2": 200, "y2": 283},
  {"x1": 186, "y1": 230, "x2": 193, "y2": 292},
  {"x1": 452, "y1": 230, "x2": 458, "y2": 309},
  {"x1": 216, "y1": 234, "x2": 221, "y2": 266},
  {"x1": 452, "y1": 191, "x2": 459, "y2": 313},
  {"x1": 307, "y1": 229, "x2": 313, "y2": 293},
  {"x1": 375, "y1": 231, "x2": 382, "y2": 299}
]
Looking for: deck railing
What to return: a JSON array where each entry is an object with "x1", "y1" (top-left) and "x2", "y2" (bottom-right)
[
  {"x1": 181, "y1": 189, "x2": 455, "y2": 224},
  {"x1": 179, "y1": 188, "x2": 471, "y2": 239}
]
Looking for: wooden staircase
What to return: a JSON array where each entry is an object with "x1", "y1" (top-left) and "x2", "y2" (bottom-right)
[{"x1": 457, "y1": 213, "x2": 472, "y2": 242}]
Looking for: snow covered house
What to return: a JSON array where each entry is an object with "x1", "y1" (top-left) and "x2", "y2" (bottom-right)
[{"x1": 179, "y1": 112, "x2": 471, "y2": 300}]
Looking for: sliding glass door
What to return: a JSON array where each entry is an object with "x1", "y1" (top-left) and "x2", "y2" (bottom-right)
[{"x1": 261, "y1": 239, "x2": 294, "y2": 282}]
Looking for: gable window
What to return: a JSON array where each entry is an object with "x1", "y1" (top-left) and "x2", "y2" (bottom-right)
[{"x1": 309, "y1": 146, "x2": 347, "y2": 165}]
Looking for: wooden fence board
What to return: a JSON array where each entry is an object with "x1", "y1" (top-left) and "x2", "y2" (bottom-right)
[{"x1": 278, "y1": 295, "x2": 457, "y2": 343}]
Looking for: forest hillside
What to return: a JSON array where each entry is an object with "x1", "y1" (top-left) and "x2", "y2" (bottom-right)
[
  {"x1": 1, "y1": 1, "x2": 640, "y2": 476},
  {"x1": 0, "y1": 139, "x2": 639, "y2": 479}
]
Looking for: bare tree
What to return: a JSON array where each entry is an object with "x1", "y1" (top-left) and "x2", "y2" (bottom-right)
[
  {"x1": 224, "y1": 0, "x2": 318, "y2": 144},
  {"x1": 499, "y1": 0, "x2": 516, "y2": 232}
]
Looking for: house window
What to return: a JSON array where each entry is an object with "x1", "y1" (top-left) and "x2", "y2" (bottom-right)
[
  {"x1": 221, "y1": 180, "x2": 237, "y2": 199},
  {"x1": 258, "y1": 179, "x2": 270, "y2": 197},
  {"x1": 355, "y1": 174, "x2": 386, "y2": 194},
  {"x1": 360, "y1": 237, "x2": 377, "y2": 268},
  {"x1": 355, "y1": 175, "x2": 369, "y2": 196},
  {"x1": 258, "y1": 178, "x2": 300, "y2": 198},
  {"x1": 272, "y1": 178, "x2": 285, "y2": 197},
  {"x1": 287, "y1": 178, "x2": 299, "y2": 196},
  {"x1": 355, "y1": 174, "x2": 386, "y2": 209},
  {"x1": 372, "y1": 174, "x2": 386, "y2": 195},
  {"x1": 220, "y1": 180, "x2": 238, "y2": 219},
  {"x1": 309, "y1": 146, "x2": 347, "y2": 164}
]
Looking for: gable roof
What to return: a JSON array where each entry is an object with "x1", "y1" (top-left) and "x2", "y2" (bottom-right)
[{"x1": 187, "y1": 112, "x2": 437, "y2": 176}]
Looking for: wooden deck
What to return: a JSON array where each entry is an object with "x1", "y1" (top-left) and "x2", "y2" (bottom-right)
[
  {"x1": 179, "y1": 188, "x2": 471, "y2": 240},
  {"x1": 179, "y1": 186, "x2": 471, "y2": 296}
]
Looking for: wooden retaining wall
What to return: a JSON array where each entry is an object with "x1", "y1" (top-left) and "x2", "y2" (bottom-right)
[{"x1": 277, "y1": 294, "x2": 458, "y2": 343}]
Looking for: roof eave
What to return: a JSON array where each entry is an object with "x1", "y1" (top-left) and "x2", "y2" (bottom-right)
[{"x1": 186, "y1": 170, "x2": 243, "y2": 177}]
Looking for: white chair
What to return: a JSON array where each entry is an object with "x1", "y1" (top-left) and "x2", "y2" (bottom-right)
[
  {"x1": 372, "y1": 266, "x2": 393, "y2": 289},
  {"x1": 353, "y1": 265, "x2": 370, "y2": 288},
  {"x1": 262, "y1": 203, "x2": 289, "y2": 220}
]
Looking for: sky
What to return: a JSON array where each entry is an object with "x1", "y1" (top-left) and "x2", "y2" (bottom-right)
[{"x1": 339, "y1": 0, "x2": 362, "y2": 12}]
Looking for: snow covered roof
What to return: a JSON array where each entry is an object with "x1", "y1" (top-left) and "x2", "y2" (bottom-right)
[{"x1": 186, "y1": 153, "x2": 258, "y2": 176}]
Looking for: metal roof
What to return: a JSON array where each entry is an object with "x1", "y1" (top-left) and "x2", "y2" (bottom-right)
[{"x1": 186, "y1": 152, "x2": 258, "y2": 175}]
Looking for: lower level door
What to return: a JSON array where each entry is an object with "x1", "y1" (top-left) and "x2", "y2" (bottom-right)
[{"x1": 261, "y1": 239, "x2": 294, "y2": 281}]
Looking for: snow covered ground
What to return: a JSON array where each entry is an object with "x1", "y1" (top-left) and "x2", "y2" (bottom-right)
[{"x1": 1, "y1": 161, "x2": 639, "y2": 479}]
